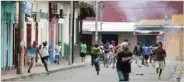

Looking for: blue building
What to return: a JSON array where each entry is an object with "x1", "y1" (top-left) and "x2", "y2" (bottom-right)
[{"x1": 1, "y1": 1, "x2": 16, "y2": 69}]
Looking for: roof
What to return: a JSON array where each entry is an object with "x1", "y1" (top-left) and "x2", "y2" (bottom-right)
[{"x1": 84, "y1": 1, "x2": 183, "y2": 22}]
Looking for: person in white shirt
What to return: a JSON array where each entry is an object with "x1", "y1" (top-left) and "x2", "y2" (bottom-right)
[
  {"x1": 39, "y1": 41, "x2": 50, "y2": 75},
  {"x1": 55, "y1": 42, "x2": 62, "y2": 64}
]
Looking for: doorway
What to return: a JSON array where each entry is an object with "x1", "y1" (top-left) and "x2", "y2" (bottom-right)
[
  {"x1": 26, "y1": 24, "x2": 32, "y2": 66},
  {"x1": 137, "y1": 35, "x2": 156, "y2": 46},
  {"x1": 13, "y1": 24, "x2": 18, "y2": 68},
  {"x1": 81, "y1": 34, "x2": 92, "y2": 54},
  {"x1": 102, "y1": 34, "x2": 119, "y2": 46}
]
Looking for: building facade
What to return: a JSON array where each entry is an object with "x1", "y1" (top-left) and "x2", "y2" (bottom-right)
[{"x1": 1, "y1": 1, "x2": 16, "y2": 69}]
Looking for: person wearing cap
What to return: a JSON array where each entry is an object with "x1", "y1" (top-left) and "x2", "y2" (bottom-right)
[
  {"x1": 113, "y1": 43, "x2": 133, "y2": 81},
  {"x1": 27, "y1": 41, "x2": 38, "y2": 73}
]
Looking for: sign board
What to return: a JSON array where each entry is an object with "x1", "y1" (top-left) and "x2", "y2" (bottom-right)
[{"x1": 24, "y1": 1, "x2": 33, "y2": 17}]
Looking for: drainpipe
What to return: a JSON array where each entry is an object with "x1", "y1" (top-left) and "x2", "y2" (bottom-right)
[{"x1": 17, "y1": 1, "x2": 25, "y2": 74}]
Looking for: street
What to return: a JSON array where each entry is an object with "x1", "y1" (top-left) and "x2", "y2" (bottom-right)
[{"x1": 16, "y1": 61, "x2": 176, "y2": 82}]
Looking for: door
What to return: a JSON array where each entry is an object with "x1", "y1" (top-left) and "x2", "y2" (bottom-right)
[
  {"x1": 13, "y1": 24, "x2": 18, "y2": 67},
  {"x1": 137, "y1": 35, "x2": 156, "y2": 46},
  {"x1": 81, "y1": 34, "x2": 92, "y2": 54},
  {"x1": 26, "y1": 24, "x2": 32, "y2": 65},
  {"x1": 102, "y1": 34, "x2": 119, "y2": 46},
  {"x1": 4, "y1": 23, "x2": 9, "y2": 68}
]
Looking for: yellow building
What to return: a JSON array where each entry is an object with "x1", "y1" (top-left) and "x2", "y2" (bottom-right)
[{"x1": 135, "y1": 14, "x2": 184, "y2": 61}]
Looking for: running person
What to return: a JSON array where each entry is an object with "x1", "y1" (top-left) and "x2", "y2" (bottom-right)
[
  {"x1": 91, "y1": 42, "x2": 95, "y2": 66},
  {"x1": 153, "y1": 42, "x2": 166, "y2": 79},
  {"x1": 55, "y1": 42, "x2": 62, "y2": 64},
  {"x1": 27, "y1": 41, "x2": 38, "y2": 73},
  {"x1": 91, "y1": 43, "x2": 101, "y2": 75},
  {"x1": 133, "y1": 42, "x2": 143, "y2": 67},
  {"x1": 103, "y1": 41, "x2": 110, "y2": 68},
  {"x1": 80, "y1": 42, "x2": 87, "y2": 62},
  {"x1": 113, "y1": 43, "x2": 133, "y2": 81},
  {"x1": 109, "y1": 41, "x2": 116, "y2": 65},
  {"x1": 142, "y1": 44, "x2": 151, "y2": 67},
  {"x1": 38, "y1": 41, "x2": 50, "y2": 75}
]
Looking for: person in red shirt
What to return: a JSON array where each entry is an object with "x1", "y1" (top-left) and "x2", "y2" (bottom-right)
[{"x1": 153, "y1": 42, "x2": 166, "y2": 79}]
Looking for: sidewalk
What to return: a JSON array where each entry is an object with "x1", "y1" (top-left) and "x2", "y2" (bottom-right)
[
  {"x1": 1, "y1": 55, "x2": 91, "y2": 81},
  {"x1": 171, "y1": 61, "x2": 184, "y2": 82}
]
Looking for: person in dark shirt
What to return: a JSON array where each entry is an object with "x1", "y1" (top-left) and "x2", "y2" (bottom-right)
[
  {"x1": 113, "y1": 43, "x2": 133, "y2": 81},
  {"x1": 133, "y1": 42, "x2": 143, "y2": 67},
  {"x1": 153, "y1": 42, "x2": 166, "y2": 79}
]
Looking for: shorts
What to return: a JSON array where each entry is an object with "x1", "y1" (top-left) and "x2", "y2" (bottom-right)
[
  {"x1": 55, "y1": 55, "x2": 60, "y2": 60},
  {"x1": 80, "y1": 53, "x2": 86, "y2": 57},
  {"x1": 144, "y1": 55, "x2": 149, "y2": 60},
  {"x1": 28, "y1": 56, "x2": 35, "y2": 64},
  {"x1": 155, "y1": 61, "x2": 165, "y2": 69},
  {"x1": 41, "y1": 56, "x2": 49, "y2": 63},
  {"x1": 104, "y1": 53, "x2": 110, "y2": 59}
]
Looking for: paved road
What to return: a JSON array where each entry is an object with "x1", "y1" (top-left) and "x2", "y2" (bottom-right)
[{"x1": 17, "y1": 61, "x2": 177, "y2": 82}]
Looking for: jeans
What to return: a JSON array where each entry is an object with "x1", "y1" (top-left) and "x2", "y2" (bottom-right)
[
  {"x1": 93, "y1": 55, "x2": 100, "y2": 71},
  {"x1": 117, "y1": 69, "x2": 129, "y2": 82},
  {"x1": 104, "y1": 52, "x2": 110, "y2": 66},
  {"x1": 91, "y1": 54, "x2": 94, "y2": 65}
]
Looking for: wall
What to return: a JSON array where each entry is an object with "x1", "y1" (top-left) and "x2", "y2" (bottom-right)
[
  {"x1": 33, "y1": 1, "x2": 49, "y2": 44},
  {"x1": 32, "y1": 1, "x2": 49, "y2": 45},
  {"x1": 164, "y1": 28, "x2": 182, "y2": 61},
  {"x1": 33, "y1": 1, "x2": 48, "y2": 13}
]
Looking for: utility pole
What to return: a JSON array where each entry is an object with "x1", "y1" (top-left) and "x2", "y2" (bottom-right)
[
  {"x1": 71, "y1": 1, "x2": 75, "y2": 64},
  {"x1": 17, "y1": 1, "x2": 25, "y2": 74},
  {"x1": 99, "y1": 2, "x2": 103, "y2": 31},
  {"x1": 69, "y1": 1, "x2": 74, "y2": 65},
  {"x1": 95, "y1": 1, "x2": 99, "y2": 42}
]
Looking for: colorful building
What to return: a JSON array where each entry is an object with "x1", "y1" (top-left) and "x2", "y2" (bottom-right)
[{"x1": 1, "y1": 1, "x2": 16, "y2": 69}]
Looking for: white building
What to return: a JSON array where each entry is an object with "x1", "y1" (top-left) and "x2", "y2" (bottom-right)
[{"x1": 82, "y1": 21, "x2": 137, "y2": 50}]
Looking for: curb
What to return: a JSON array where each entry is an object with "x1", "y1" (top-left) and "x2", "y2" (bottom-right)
[{"x1": 2, "y1": 62, "x2": 89, "y2": 81}]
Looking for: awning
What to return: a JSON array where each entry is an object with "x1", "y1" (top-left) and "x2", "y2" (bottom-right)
[
  {"x1": 82, "y1": 21, "x2": 136, "y2": 32},
  {"x1": 135, "y1": 25, "x2": 164, "y2": 30},
  {"x1": 77, "y1": 2, "x2": 96, "y2": 20}
]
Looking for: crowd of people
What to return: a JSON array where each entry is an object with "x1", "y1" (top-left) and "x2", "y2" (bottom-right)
[
  {"x1": 26, "y1": 40, "x2": 166, "y2": 81},
  {"x1": 80, "y1": 40, "x2": 167, "y2": 81}
]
